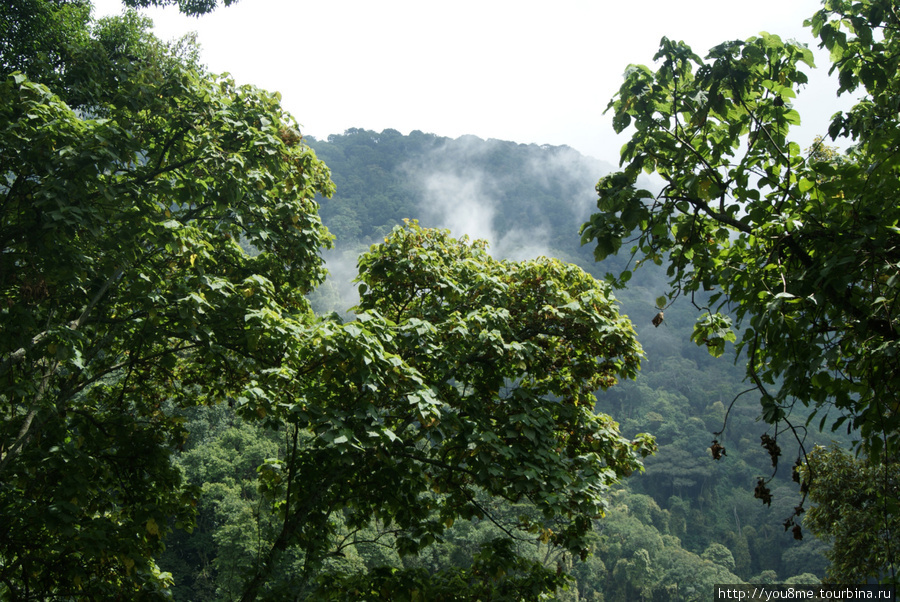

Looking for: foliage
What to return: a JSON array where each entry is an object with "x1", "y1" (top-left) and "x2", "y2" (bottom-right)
[
  {"x1": 312, "y1": 539, "x2": 568, "y2": 602},
  {"x1": 580, "y1": 0, "x2": 900, "y2": 521},
  {"x1": 0, "y1": 5, "x2": 334, "y2": 598},
  {"x1": 590, "y1": 491, "x2": 745, "y2": 602},
  {"x1": 596, "y1": 342, "x2": 831, "y2": 582},
  {"x1": 121, "y1": 0, "x2": 241, "y2": 17},
  {"x1": 228, "y1": 221, "x2": 654, "y2": 600},
  {"x1": 0, "y1": 0, "x2": 91, "y2": 89},
  {"x1": 800, "y1": 446, "x2": 900, "y2": 583},
  {"x1": 161, "y1": 415, "x2": 290, "y2": 600}
]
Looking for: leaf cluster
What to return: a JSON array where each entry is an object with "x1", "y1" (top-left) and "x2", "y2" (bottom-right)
[
  {"x1": 800, "y1": 446, "x2": 900, "y2": 583},
  {"x1": 232, "y1": 222, "x2": 654, "y2": 599},
  {"x1": 0, "y1": 8, "x2": 333, "y2": 598},
  {"x1": 581, "y1": 6, "x2": 900, "y2": 469}
]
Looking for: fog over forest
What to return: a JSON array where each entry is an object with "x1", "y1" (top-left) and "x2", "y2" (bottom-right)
[
  {"x1": 289, "y1": 128, "x2": 839, "y2": 600},
  {"x1": 308, "y1": 130, "x2": 618, "y2": 313}
]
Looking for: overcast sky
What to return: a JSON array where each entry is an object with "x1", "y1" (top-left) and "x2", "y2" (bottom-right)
[{"x1": 91, "y1": 0, "x2": 846, "y2": 162}]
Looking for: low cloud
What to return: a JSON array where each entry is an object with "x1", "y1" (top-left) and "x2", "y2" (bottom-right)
[
  {"x1": 310, "y1": 131, "x2": 619, "y2": 316},
  {"x1": 419, "y1": 171, "x2": 497, "y2": 245},
  {"x1": 406, "y1": 137, "x2": 563, "y2": 261}
]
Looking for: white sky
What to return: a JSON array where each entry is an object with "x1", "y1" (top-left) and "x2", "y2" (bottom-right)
[{"x1": 91, "y1": 0, "x2": 847, "y2": 163}]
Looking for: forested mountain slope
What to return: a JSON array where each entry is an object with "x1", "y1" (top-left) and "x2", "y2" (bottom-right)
[
  {"x1": 295, "y1": 129, "x2": 834, "y2": 597},
  {"x1": 317, "y1": 129, "x2": 609, "y2": 247},
  {"x1": 304, "y1": 129, "x2": 619, "y2": 315}
]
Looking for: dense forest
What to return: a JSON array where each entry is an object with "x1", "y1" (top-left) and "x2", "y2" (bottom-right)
[
  {"x1": 300, "y1": 128, "x2": 835, "y2": 598},
  {"x1": 2, "y1": 0, "x2": 899, "y2": 600}
]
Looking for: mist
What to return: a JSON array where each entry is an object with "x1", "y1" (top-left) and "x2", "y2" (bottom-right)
[
  {"x1": 306, "y1": 129, "x2": 617, "y2": 315},
  {"x1": 418, "y1": 170, "x2": 497, "y2": 246},
  {"x1": 404, "y1": 134, "x2": 609, "y2": 262}
]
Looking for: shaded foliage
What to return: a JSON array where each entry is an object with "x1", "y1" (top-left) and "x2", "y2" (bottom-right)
[
  {"x1": 801, "y1": 446, "x2": 900, "y2": 584},
  {"x1": 580, "y1": 0, "x2": 900, "y2": 581}
]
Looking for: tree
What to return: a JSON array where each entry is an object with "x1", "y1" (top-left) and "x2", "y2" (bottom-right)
[
  {"x1": 800, "y1": 446, "x2": 900, "y2": 583},
  {"x1": 0, "y1": 0, "x2": 92, "y2": 89},
  {"x1": 233, "y1": 221, "x2": 655, "y2": 600},
  {"x1": 121, "y1": 0, "x2": 242, "y2": 17},
  {"x1": 2, "y1": 4, "x2": 654, "y2": 598},
  {"x1": 701, "y1": 543, "x2": 736, "y2": 573},
  {"x1": 591, "y1": 491, "x2": 745, "y2": 601},
  {"x1": 0, "y1": 6, "x2": 334, "y2": 598},
  {"x1": 579, "y1": 0, "x2": 900, "y2": 551}
]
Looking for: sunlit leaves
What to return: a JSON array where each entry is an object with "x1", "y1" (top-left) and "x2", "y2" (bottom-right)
[
  {"x1": 235, "y1": 222, "x2": 654, "y2": 599},
  {"x1": 580, "y1": 5, "x2": 900, "y2": 474},
  {"x1": 691, "y1": 313, "x2": 736, "y2": 358},
  {"x1": 0, "y1": 10, "x2": 333, "y2": 599}
]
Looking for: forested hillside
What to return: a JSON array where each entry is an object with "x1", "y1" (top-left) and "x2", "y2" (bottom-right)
[
  {"x1": 297, "y1": 129, "x2": 835, "y2": 597},
  {"x1": 303, "y1": 129, "x2": 617, "y2": 316}
]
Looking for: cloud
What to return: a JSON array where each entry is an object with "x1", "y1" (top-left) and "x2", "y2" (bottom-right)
[
  {"x1": 494, "y1": 227, "x2": 551, "y2": 262},
  {"x1": 419, "y1": 170, "x2": 497, "y2": 245},
  {"x1": 527, "y1": 145, "x2": 614, "y2": 228},
  {"x1": 405, "y1": 136, "x2": 574, "y2": 262},
  {"x1": 310, "y1": 130, "x2": 621, "y2": 315},
  {"x1": 307, "y1": 245, "x2": 367, "y2": 317}
]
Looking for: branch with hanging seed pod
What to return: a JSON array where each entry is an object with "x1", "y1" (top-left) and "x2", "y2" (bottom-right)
[
  {"x1": 754, "y1": 477, "x2": 773, "y2": 506},
  {"x1": 652, "y1": 294, "x2": 669, "y2": 328},
  {"x1": 760, "y1": 433, "x2": 781, "y2": 468}
]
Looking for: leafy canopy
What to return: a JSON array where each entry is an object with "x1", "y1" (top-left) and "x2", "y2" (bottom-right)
[
  {"x1": 0, "y1": 0, "x2": 92, "y2": 88},
  {"x1": 581, "y1": 3, "x2": 900, "y2": 467},
  {"x1": 0, "y1": 5, "x2": 333, "y2": 598},
  {"x1": 800, "y1": 446, "x2": 900, "y2": 584},
  {"x1": 234, "y1": 221, "x2": 654, "y2": 599},
  {"x1": 121, "y1": 0, "x2": 242, "y2": 17}
]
